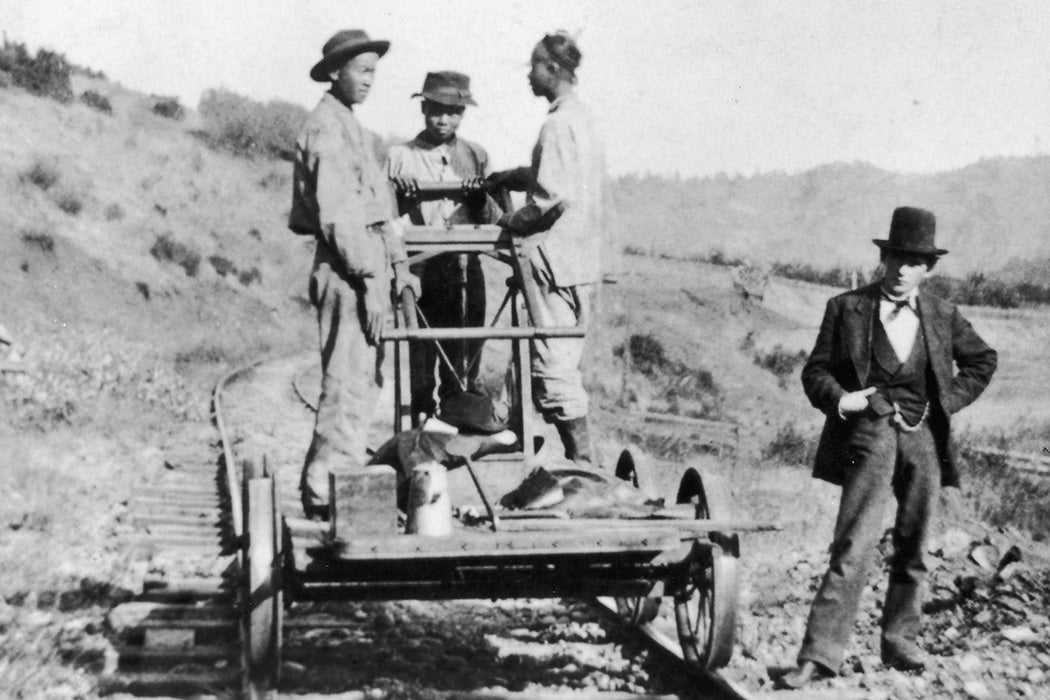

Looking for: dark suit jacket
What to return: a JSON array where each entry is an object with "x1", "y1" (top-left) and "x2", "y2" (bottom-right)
[{"x1": 801, "y1": 282, "x2": 997, "y2": 487}]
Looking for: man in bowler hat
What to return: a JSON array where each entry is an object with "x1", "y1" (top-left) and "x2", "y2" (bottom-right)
[
  {"x1": 386, "y1": 71, "x2": 503, "y2": 420},
  {"x1": 289, "y1": 29, "x2": 419, "y2": 519},
  {"x1": 778, "y1": 207, "x2": 997, "y2": 688}
]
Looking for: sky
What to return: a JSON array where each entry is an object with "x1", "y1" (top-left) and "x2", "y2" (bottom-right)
[{"x1": 4, "y1": 0, "x2": 1050, "y2": 177}]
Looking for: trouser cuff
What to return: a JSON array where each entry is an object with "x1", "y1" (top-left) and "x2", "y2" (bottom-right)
[{"x1": 797, "y1": 648, "x2": 839, "y2": 676}]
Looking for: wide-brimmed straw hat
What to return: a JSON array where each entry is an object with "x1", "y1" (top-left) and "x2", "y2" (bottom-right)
[
  {"x1": 310, "y1": 29, "x2": 389, "y2": 82},
  {"x1": 412, "y1": 71, "x2": 477, "y2": 106},
  {"x1": 873, "y1": 206, "x2": 948, "y2": 257}
]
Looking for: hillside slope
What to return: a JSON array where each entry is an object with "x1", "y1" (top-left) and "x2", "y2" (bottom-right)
[{"x1": 0, "y1": 77, "x2": 314, "y2": 372}]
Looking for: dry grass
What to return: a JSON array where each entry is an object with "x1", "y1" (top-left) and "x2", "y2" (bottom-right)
[{"x1": 3, "y1": 331, "x2": 201, "y2": 430}]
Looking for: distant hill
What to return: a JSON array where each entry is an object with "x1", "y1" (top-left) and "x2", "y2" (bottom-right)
[{"x1": 609, "y1": 158, "x2": 1050, "y2": 284}]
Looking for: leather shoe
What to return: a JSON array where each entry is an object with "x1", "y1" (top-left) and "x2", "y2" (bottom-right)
[
  {"x1": 881, "y1": 641, "x2": 927, "y2": 672},
  {"x1": 775, "y1": 660, "x2": 830, "y2": 690}
]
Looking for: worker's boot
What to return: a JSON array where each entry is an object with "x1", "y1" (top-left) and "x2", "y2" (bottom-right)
[{"x1": 555, "y1": 416, "x2": 593, "y2": 465}]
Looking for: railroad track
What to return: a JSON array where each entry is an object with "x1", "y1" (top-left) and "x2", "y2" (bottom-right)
[{"x1": 101, "y1": 355, "x2": 754, "y2": 700}]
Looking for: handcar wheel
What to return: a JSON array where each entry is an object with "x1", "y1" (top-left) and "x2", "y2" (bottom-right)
[
  {"x1": 676, "y1": 468, "x2": 735, "y2": 522},
  {"x1": 673, "y1": 543, "x2": 738, "y2": 670},
  {"x1": 615, "y1": 595, "x2": 662, "y2": 626},
  {"x1": 244, "y1": 474, "x2": 282, "y2": 698},
  {"x1": 613, "y1": 447, "x2": 661, "y2": 626},
  {"x1": 672, "y1": 468, "x2": 739, "y2": 669}
]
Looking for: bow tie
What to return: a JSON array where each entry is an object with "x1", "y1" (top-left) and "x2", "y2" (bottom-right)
[{"x1": 881, "y1": 294, "x2": 916, "y2": 314}]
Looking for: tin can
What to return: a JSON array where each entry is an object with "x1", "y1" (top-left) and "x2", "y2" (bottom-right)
[{"x1": 404, "y1": 461, "x2": 452, "y2": 536}]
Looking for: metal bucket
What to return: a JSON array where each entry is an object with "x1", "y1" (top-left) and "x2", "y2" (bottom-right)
[{"x1": 404, "y1": 461, "x2": 452, "y2": 536}]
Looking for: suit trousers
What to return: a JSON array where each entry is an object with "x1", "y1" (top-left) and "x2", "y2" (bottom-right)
[
  {"x1": 798, "y1": 413, "x2": 940, "y2": 672},
  {"x1": 299, "y1": 240, "x2": 384, "y2": 510}
]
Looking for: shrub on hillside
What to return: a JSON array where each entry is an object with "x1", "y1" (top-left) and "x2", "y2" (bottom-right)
[
  {"x1": 149, "y1": 234, "x2": 200, "y2": 277},
  {"x1": 79, "y1": 90, "x2": 112, "y2": 114},
  {"x1": 1014, "y1": 282, "x2": 1050, "y2": 305},
  {"x1": 623, "y1": 333, "x2": 669, "y2": 377},
  {"x1": 754, "y1": 344, "x2": 808, "y2": 382},
  {"x1": 770, "y1": 261, "x2": 874, "y2": 289},
  {"x1": 174, "y1": 342, "x2": 228, "y2": 368},
  {"x1": 198, "y1": 88, "x2": 306, "y2": 159},
  {"x1": 0, "y1": 40, "x2": 73, "y2": 103},
  {"x1": 621, "y1": 245, "x2": 748, "y2": 269},
  {"x1": 925, "y1": 273, "x2": 1024, "y2": 309},
  {"x1": 761, "y1": 422, "x2": 817, "y2": 465},
  {"x1": 208, "y1": 255, "x2": 236, "y2": 278},
  {"x1": 237, "y1": 267, "x2": 262, "y2": 286},
  {"x1": 20, "y1": 229, "x2": 55, "y2": 254},
  {"x1": 705, "y1": 249, "x2": 746, "y2": 267},
  {"x1": 614, "y1": 332, "x2": 721, "y2": 417},
  {"x1": 53, "y1": 191, "x2": 83, "y2": 216},
  {"x1": 21, "y1": 160, "x2": 59, "y2": 191},
  {"x1": 104, "y1": 203, "x2": 125, "y2": 221},
  {"x1": 152, "y1": 97, "x2": 184, "y2": 120}
]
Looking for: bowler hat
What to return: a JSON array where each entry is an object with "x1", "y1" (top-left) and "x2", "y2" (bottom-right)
[
  {"x1": 412, "y1": 71, "x2": 477, "y2": 106},
  {"x1": 873, "y1": 206, "x2": 948, "y2": 257},
  {"x1": 310, "y1": 29, "x2": 390, "y2": 82}
]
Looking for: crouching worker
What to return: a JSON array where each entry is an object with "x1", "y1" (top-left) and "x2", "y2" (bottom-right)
[
  {"x1": 488, "y1": 31, "x2": 605, "y2": 466},
  {"x1": 778, "y1": 207, "x2": 997, "y2": 689},
  {"x1": 290, "y1": 29, "x2": 419, "y2": 520}
]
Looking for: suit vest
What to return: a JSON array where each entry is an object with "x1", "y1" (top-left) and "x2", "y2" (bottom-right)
[{"x1": 869, "y1": 318, "x2": 930, "y2": 423}]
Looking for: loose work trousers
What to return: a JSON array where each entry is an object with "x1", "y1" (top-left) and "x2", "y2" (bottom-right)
[
  {"x1": 526, "y1": 249, "x2": 594, "y2": 422},
  {"x1": 299, "y1": 240, "x2": 385, "y2": 510}
]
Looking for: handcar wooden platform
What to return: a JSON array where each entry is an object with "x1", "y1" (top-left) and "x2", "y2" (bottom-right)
[{"x1": 239, "y1": 183, "x2": 759, "y2": 698}]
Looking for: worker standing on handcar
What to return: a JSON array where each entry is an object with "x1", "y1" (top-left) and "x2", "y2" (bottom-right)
[
  {"x1": 289, "y1": 29, "x2": 419, "y2": 520},
  {"x1": 386, "y1": 71, "x2": 504, "y2": 422},
  {"x1": 488, "y1": 31, "x2": 606, "y2": 466}
]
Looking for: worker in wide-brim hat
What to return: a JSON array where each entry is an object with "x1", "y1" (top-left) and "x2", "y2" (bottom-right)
[
  {"x1": 778, "y1": 207, "x2": 997, "y2": 689},
  {"x1": 291, "y1": 29, "x2": 419, "y2": 520},
  {"x1": 386, "y1": 70, "x2": 505, "y2": 421}
]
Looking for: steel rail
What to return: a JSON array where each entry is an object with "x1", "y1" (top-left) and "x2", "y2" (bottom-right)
[
  {"x1": 590, "y1": 597, "x2": 754, "y2": 700},
  {"x1": 114, "y1": 355, "x2": 759, "y2": 699},
  {"x1": 103, "y1": 361, "x2": 268, "y2": 697},
  {"x1": 212, "y1": 359, "x2": 268, "y2": 552}
]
